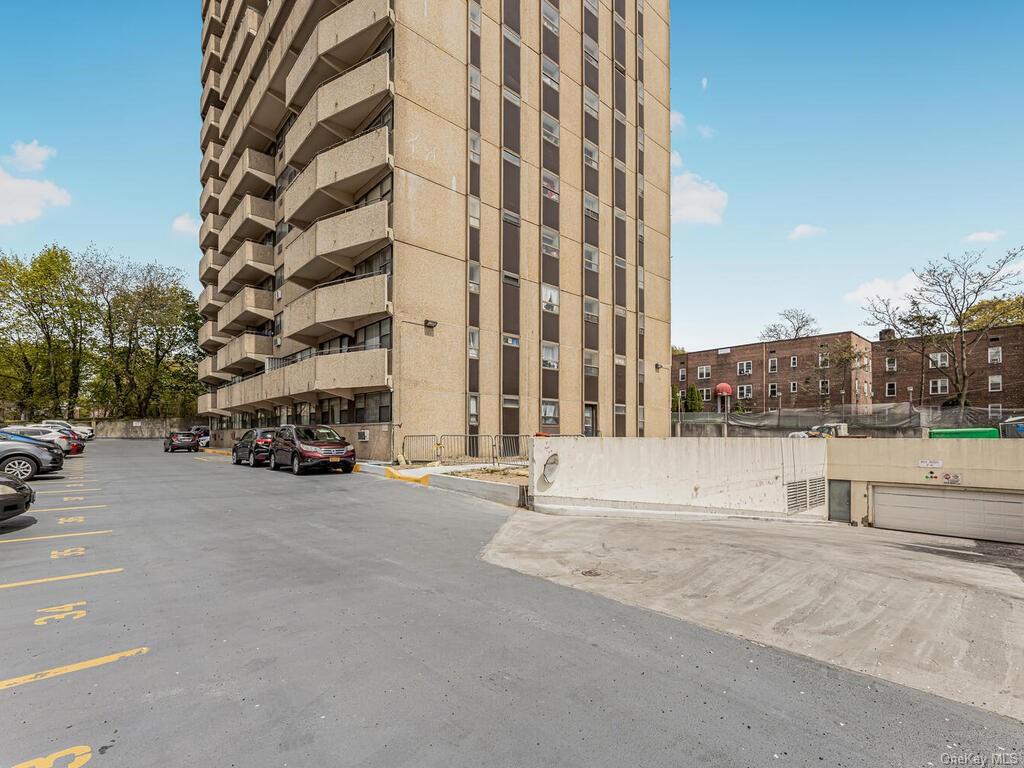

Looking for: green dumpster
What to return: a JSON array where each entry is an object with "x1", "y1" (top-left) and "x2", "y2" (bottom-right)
[{"x1": 928, "y1": 427, "x2": 1000, "y2": 439}]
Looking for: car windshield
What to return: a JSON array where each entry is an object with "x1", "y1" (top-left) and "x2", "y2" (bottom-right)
[{"x1": 295, "y1": 426, "x2": 342, "y2": 442}]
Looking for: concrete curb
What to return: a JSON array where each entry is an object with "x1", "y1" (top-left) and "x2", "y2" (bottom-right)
[
  {"x1": 358, "y1": 462, "x2": 524, "y2": 507},
  {"x1": 201, "y1": 447, "x2": 232, "y2": 457}
]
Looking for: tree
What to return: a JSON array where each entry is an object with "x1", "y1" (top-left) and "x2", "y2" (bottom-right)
[
  {"x1": 671, "y1": 345, "x2": 686, "y2": 356},
  {"x1": 863, "y1": 296, "x2": 943, "y2": 406},
  {"x1": 820, "y1": 339, "x2": 868, "y2": 407},
  {"x1": 965, "y1": 294, "x2": 1024, "y2": 330},
  {"x1": 684, "y1": 383, "x2": 704, "y2": 412},
  {"x1": 759, "y1": 308, "x2": 820, "y2": 342}
]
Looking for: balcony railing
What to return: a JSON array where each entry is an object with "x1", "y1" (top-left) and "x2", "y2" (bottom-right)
[
  {"x1": 283, "y1": 271, "x2": 390, "y2": 345},
  {"x1": 200, "y1": 70, "x2": 223, "y2": 115},
  {"x1": 200, "y1": 213, "x2": 227, "y2": 250},
  {"x1": 216, "y1": 331, "x2": 274, "y2": 374},
  {"x1": 200, "y1": 107, "x2": 222, "y2": 151},
  {"x1": 200, "y1": 142, "x2": 223, "y2": 183},
  {"x1": 219, "y1": 148, "x2": 274, "y2": 218},
  {"x1": 199, "y1": 284, "x2": 228, "y2": 319},
  {"x1": 200, "y1": 355, "x2": 232, "y2": 384},
  {"x1": 283, "y1": 199, "x2": 392, "y2": 287},
  {"x1": 200, "y1": 177, "x2": 225, "y2": 216},
  {"x1": 199, "y1": 320, "x2": 231, "y2": 352},
  {"x1": 217, "y1": 241, "x2": 275, "y2": 296},
  {"x1": 199, "y1": 248, "x2": 229, "y2": 284},
  {"x1": 218, "y1": 195, "x2": 275, "y2": 256},
  {"x1": 218, "y1": 286, "x2": 275, "y2": 332}
]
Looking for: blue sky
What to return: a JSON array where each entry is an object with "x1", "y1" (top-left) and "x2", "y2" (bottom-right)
[{"x1": 1, "y1": 1, "x2": 1021, "y2": 350}]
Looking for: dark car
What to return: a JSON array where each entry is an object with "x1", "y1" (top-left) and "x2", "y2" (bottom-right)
[
  {"x1": 231, "y1": 428, "x2": 277, "y2": 467},
  {"x1": 163, "y1": 432, "x2": 200, "y2": 453},
  {"x1": 0, "y1": 432, "x2": 65, "y2": 480},
  {"x1": 0, "y1": 473, "x2": 35, "y2": 523},
  {"x1": 57, "y1": 428, "x2": 86, "y2": 456},
  {"x1": 267, "y1": 424, "x2": 356, "y2": 475}
]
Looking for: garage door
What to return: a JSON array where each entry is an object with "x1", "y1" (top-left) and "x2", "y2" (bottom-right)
[{"x1": 873, "y1": 485, "x2": 1024, "y2": 544}]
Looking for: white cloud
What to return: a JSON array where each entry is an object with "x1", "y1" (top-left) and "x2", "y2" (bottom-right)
[
  {"x1": 701, "y1": 77, "x2": 709, "y2": 91},
  {"x1": 171, "y1": 213, "x2": 201, "y2": 236},
  {"x1": 672, "y1": 171, "x2": 728, "y2": 225},
  {"x1": 671, "y1": 150, "x2": 683, "y2": 168},
  {"x1": 696, "y1": 125, "x2": 716, "y2": 140},
  {"x1": 2, "y1": 140, "x2": 57, "y2": 172},
  {"x1": 788, "y1": 224, "x2": 826, "y2": 241},
  {"x1": 0, "y1": 167, "x2": 71, "y2": 225},
  {"x1": 963, "y1": 230, "x2": 1004, "y2": 243},
  {"x1": 670, "y1": 111, "x2": 686, "y2": 131},
  {"x1": 844, "y1": 272, "x2": 919, "y2": 306}
]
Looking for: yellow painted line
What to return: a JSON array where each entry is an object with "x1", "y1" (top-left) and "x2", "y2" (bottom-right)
[
  {"x1": 384, "y1": 467, "x2": 430, "y2": 486},
  {"x1": 201, "y1": 447, "x2": 232, "y2": 456},
  {"x1": 0, "y1": 646, "x2": 149, "y2": 691},
  {"x1": 0, "y1": 530, "x2": 112, "y2": 545},
  {"x1": 192, "y1": 457, "x2": 212, "y2": 463},
  {"x1": 31, "y1": 504, "x2": 108, "y2": 514},
  {"x1": 0, "y1": 568, "x2": 123, "y2": 590},
  {"x1": 35, "y1": 488, "x2": 101, "y2": 495}
]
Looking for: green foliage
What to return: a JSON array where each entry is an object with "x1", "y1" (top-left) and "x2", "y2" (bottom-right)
[
  {"x1": 965, "y1": 295, "x2": 1024, "y2": 330},
  {"x1": 0, "y1": 246, "x2": 201, "y2": 420},
  {"x1": 684, "y1": 383, "x2": 704, "y2": 413}
]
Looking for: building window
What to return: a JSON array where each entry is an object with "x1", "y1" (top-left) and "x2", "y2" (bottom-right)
[
  {"x1": 928, "y1": 352, "x2": 949, "y2": 368},
  {"x1": 274, "y1": 312, "x2": 283, "y2": 336},
  {"x1": 989, "y1": 404, "x2": 1003, "y2": 419},
  {"x1": 583, "y1": 141, "x2": 599, "y2": 170},
  {"x1": 502, "y1": 334, "x2": 520, "y2": 347},
  {"x1": 541, "y1": 0, "x2": 559, "y2": 33},
  {"x1": 790, "y1": 381, "x2": 798, "y2": 394},
  {"x1": 583, "y1": 36, "x2": 599, "y2": 67},
  {"x1": 737, "y1": 360, "x2": 752, "y2": 376},
  {"x1": 929, "y1": 378, "x2": 949, "y2": 395},
  {"x1": 468, "y1": 196, "x2": 481, "y2": 228},
  {"x1": 768, "y1": 357, "x2": 777, "y2": 373},
  {"x1": 469, "y1": 0, "x2": 481, "y2": 33},
  {"x1": 503, "y1": 395, "x2": 520, "y2": 408},
  {"x1": 678, "y1": 368, "x2": 686, "y2": 382},
  {"x1": 583, "y1": 88, "x2": 599, "y2": 117},
  {"x1": 468, "y1": 327, "x2": 480, "y2": 359},
  {"x1": 883, "y1": 356, "x2": 896, "y2": 372},
  {"x1": 469, "y1": 67, "x2": 481, "y2": 99},
  {"x1": 541, "y1": 283, "x2": 560, "y2": 313},
  {"x1": 615, "y1": 353, "x2": 626, "y2": 367},
  {"x1": 886, "y1": 381, "x2": 896, "y2": 397},
  {"x1": 541, "y1": 113, "x2": 559, "y2": 145},
  {"x1": 737, "y1": 384, "x2": 752, "y2": 400},
  {"x1": 356, "y1": 317, "x2": 392, "y2": 350},
  {"x1": 469, "y1": 131, "x2": 481, "y2": 164},
  {"x1": 583, "y1": 296, "x2": 599, "y2": 323},
  {"x1": 583, "y1": 193, "x2": 599, "y2": 219},
  {"x1": 541, "y1": 57, "x2": 559, "y2": 90},
  {"x1": 700, "y1": 388, "x2": 711, "y2": 402},
  {"x1": 989, "y1": 374, "x2": 1003, "y2": 392},
  {"x1": 614, "y1": 404, "x2": 626, "y2": 416},
  {"x1": 790, "y1": 355, "x2": 798, "y2": 368},
  {"x1": 989, "y1": 346, "x2": 1003, "y2": 364},
  {"x1": 697, "y1": 365, "x2": 710, "y2": 380},
  {"x1": 542, "y1": 170, "x2": 560, "y2": 202},
  {"x1": 541, "y1": 399, "x2": 559, "y2": 426},
  {"x1": 768, "y1": 383, "x2": 778, "y2": 398},
  {"x1": 818, "y1": 352, "x2": 829, "y2": 368},
  {"x1": 584, "y1": 244, "x2": 599, "y2": 272},
  {"x1": 584, "y1": 349, "x2": 598, "y2": 377},
  {"x1": 468, "y1": 394, "x2": 480, "y2": 426},
  {"x1": 468, "y1": 262, "x2": 480, "y2": 293},
  {"x1": 819, "y1": 380, "x2": 830, "y2": 395},
  {"x1": 541, "y1": 342, "x2": 559, "y2": 369}
]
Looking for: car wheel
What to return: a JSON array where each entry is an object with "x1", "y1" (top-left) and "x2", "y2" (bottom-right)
[
  {"x1": 164, "y1": 446, "x2": 169, "y2": 452},
  {"x1": 247, "y1": 451, "x2": 257, "y2": 468},
  {"x1": 291, "y1": 454, "x2": 303, "y2": 476},
  {"x1": 231, "y1": 450, "x2": 239, "y2": 465},
  {"x1": 269, "y1": 453, "x2": 278, "y2": 470},
  {"x1": 1, "y1": 456, "x2": 38, "y2": 481},
  {"x1": 341, "y1": 464, "x2": 354, "y2": 474}
]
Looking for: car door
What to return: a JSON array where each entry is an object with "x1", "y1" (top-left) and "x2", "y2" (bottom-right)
[
  {"x1": 239, "y1": 430, "x2": 254, "y2": 453},
  {"x1": 273, "y1": 428, "x2": 289, "y2": 462}
]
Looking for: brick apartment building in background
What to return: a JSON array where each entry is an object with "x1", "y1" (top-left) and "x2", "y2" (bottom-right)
[
  {"x1": 671, "y1": 332, "x2": 874, "y2": 413},
  {"x1": 196, "y1": 0, "x2": 672, "y2": 457},
  {"x1": 873, "y1": 324, "x2": 1024, "y2": 418}
]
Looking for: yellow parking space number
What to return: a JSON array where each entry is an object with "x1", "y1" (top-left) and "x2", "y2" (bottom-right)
[
  {"x1": 13, "y1": 745, "x2": 92, "y2": 767},
  {"x1": 35, "y1": 601, "x2": 88, "y2": 626},
  {"x1": 51, "y1": 547, "x2": 86, "y2": 560},
  {"x1": 58, "y1": 516, "x2": 86, "y2": 524}
]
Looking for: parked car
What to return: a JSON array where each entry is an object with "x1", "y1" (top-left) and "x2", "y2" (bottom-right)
[
  {"x1": 267, "y1": 425, "x2": 356, "y2": 475},
  {"x1": 190, "y1": 425, "x2": 211, "y2": 448},
  {"x1": 55, "y1": 429, "x2": 86, "y2": 455},
  {"x1": 163, "y1": 432, "x2": 201, "y2": 452},
  {"x1": 231, "y1": 428, "x2": 277, "y2": 467},
  {"x1": 42, "y1": 419, "x2": 94, "y2": 440},
  {"x1": 4, "y1": 425, "x2": 73, "y2": 453},
  {"x1": 0, "y1": 432, "x2": 65, "y2": 480},
  {"x1": 0, "y1": 473, "x2": 35, "y2": 523}
]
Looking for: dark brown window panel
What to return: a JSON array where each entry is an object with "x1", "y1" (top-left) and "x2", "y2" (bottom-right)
[
  {"x1": 470, "y1": 162, "x2": 480, "y2": 196},
  {"x1": 613, "y1": 0, "x2": 625, "y2": 19},
  {"x1": 584, "y1": 112, "x2": 599, "y2": 143},
  {"x1": 584, "y1": 268, "x2": 599, "y2": 298},
  {"x1": 636, "y1": 236, "x2": 643, "y2": 266},
  {"x1": 615, "y1": 265, "x2": 626, "y2": 305},
  {"x1": 502, "y1": 217, "x2": 520, "y2": 274},
  {"x1": 542, "y1": 140, "x2": 559, "y2": 174},
  {"x1": 469, "y1": 357, "x2": 480, "y2": 391},
  {"x1": 615, "y1": 313, "x2": 626, "y2": 354},
  {"x1": 614, "y1": 215, "x2": 626, "y2": 257},
  {"x1": 542, "y1": 85, "x2": 559, "y2": 118},
  {"x1": 469, "y1": 225, "x2": 480, "y2": 262},
  {"x1": 636, "y1": 194, "x2": 644, "y2": 221},
  {"x1": 638, "y1": 333, "x2": 645, "y2": 361},
  {"x1": 503, "y1": 36, "x2": 521, "y2": 93},
  {"x1": 543, "y1": 28, "x2": 558, "y2": 61},
  {"x1": 542, "y1": 369, "x2": 559, "y2": 399},
  {"x1": 542, "y1": 253, "x2": 559, "y2": 285},
  {"x1": 614, "y1": 119, "x2": 625, "y2": 162},
  {"x1": 503, "y1": 157, "x2": 520, "y2": 213},
  {"x1": 615, "y1": 364, "x2": 626, "y2": 401},
  {"x1": 584, "y1": 319, "x2": 599, "y2": 349},
  {"x1": 615, "y1": 413, "x2": 626, "y2": 436},
  {"x1": 584, "y1": 10, "x2": 598, "y2": 39},
  {"x1": 584, "y1": 375, "x2": 599, "y2": 402},
  {"x1": 502, "y1": 279, "x2": 520, "y2": 335},
  {"x1": 469, "y1": 290, "x2": 480, "y2": 326},
  {"x1": 584, "y1": 60, "x2": 599, "y2": 91},
  {"x1": 502, "y1": 404, "x2": 520, "y2": 435},
  {"x1": 614, "y1": 69, "x2": 626, "y2": 114},
  {"x1": 471, "y1": 35, "x2": 481, "y2": 67},
  {"x1": 503, "y1": 0, "x2": 520, "y2": 33},
  {"x1": 637, "y1": 10, "x2": 643, "y2": 35},
  {"x1": 470, "y1": 98, "x2": 480, "y2": 132},
  {"x1": 614, "y1": 167, "x2": 626, "y2": 209},
  {"x1": 502, "y1": 344, "x2": 519, "y2": 394},
  {"x1": 542, "y1": 196, "x2": 559, "y2": 229},
  {"x1": 542, "y1": 311, "x2": 559, "y2": 342},
  {"x1": 503, "y1": 99, "x2": 521, "y2": 154},
  {"x1": 638, "y1": 289, "x2": 645, "y2": 314},
  {"x1": 585, "y1": 164, "x2": 598, "y2": 194},
  {"x1": 584, "y1": 216, "x2": 599, "y2": 246},
  {"x1": 613, "y1": 21, "x2": 625, "y2": 68}
]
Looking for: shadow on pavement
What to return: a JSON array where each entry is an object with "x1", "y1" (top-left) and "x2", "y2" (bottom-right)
[
  {"x1": 894, "y1": 539, "x2": 1024, "y2": 584},
  {"x1": 0, "y1": 516, "x2": 39, "y2": 535}
]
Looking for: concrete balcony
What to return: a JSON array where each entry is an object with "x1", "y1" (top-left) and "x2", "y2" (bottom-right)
[
  {"x1": 217, "y1": 241, "x2": 275, "y2": 296},
  {"x1": 283, "y1": 52, "x2": 393, "y2": 169},
  {"x1": 218, "y1": 287, "x2": 274, "y2": 332},
  {"x1": 201, "y1": 178, "x2": 225, "y2": 216},
  {"x1": 218, "y1": 195, "x2": 275, "y2": 256},
  {"x1": 220, "y1": 4, "x2": 264, "y2": 99},
  {"x1": 201, "y1": 70, "x2": 223, "y2": 115},
  {"x1": 199, "y1": 248, "x2": 229, "y2": 284},
  {"x1": 200, "y1": 142, "x2": 223, "y2": 184},
  {"x1": 199, "y1": 355, "x2": 232, "y2": 384},
  {"x1": 285, "y1": 0, "x2": 394, "y2": 110},
  {"x1": 198, "y1": 391, "x2": 227, "y2": 416},
  {"x1": 288, "y1": 348, "x2": 391, "y2": 401},
  {"x1": 201, "y1": 36, "x2": 223, "y2": 81},
  {"x1": 216, "y1": 332, "x2": 273, "y2": 374},
  {"x1": 200, "y1": 213, "x2": 227, "y2": 250},
  {"x1": 284, "y1": 273, "x2": 390, "y2": 346},
  {"x1": 219, "y1": 148, "x2": 274, "y2": 217},
  {"x1": 199, "y1": 320, "x2": 231, "y2": 352},
  {"x1": 200, "y1": 107, "x2": 222, "y2": 151},
  {"x1": 199, "y1": 284, "x2": 228, "y2": 319},
  {"x1": 283, "y1": 127, "x2": 392, "y2": 226},
  {"x1": 283, "y1": 201, "x2": 391, "y2": 287},
  {"x1": 201, "y1": 2, "x2": 224, "y2": 45}
]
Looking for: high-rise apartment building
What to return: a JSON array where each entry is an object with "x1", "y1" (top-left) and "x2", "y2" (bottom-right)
[{"x1": 197, "y1": 0, "x2": 671, "y2": 459}]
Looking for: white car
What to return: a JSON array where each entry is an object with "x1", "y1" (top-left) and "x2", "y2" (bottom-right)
[
  {"x1": 42, "y1": 419, "x2": 94, "y2": 440},
  {"x1": 4, "y1": 425, "x2": 72, "y2": 453}
]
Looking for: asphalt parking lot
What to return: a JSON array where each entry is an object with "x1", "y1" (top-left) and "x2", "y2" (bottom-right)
[{"x1": 0, "y1": 440, "x2": 1020, "y2": 766}]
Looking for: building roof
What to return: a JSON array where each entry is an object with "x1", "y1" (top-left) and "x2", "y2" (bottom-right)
[{"x1": 677, "y1": 329, "x2": 873, "y2": 358}]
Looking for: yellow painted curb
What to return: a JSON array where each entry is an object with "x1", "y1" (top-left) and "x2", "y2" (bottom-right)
[
  {"x1": 384, "y1": 467, "x2": 430, "y2": 486},
  {"x1": 201, "y1": 448, "x2": 232, "y2": 456}
]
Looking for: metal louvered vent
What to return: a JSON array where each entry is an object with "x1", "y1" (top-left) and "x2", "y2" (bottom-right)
[
  {"x1": 786, "y1": 480, "x2": 809, "y2": 513},
  {"x1": 808, "y1": 477, "x2": 827, "y2": 508}
]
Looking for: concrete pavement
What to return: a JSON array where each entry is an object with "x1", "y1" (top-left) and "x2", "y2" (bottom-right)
[{"x1": 0, "y1": 440, "x2": 1020, "y2": 766}]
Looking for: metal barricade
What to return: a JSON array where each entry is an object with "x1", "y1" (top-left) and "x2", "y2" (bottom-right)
[
  {"x1": 438, "y1": 434, "x2": 495, "y2": 464},
  {"x1": 401, "y1": 434, "x2": 439, "y2": 463},
  {"x1": 493, "y1": 434, "x2": 530, "y2": 467}
]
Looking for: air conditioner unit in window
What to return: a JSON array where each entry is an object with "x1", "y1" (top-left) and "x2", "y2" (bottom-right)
[
  {"x1": 357, "y1": 429, "x2": 370, "y2": 442},
  {"x1": 275, "y1": 289, "x2": 282, "y2": 300},
  {"x1": 274, "y1": 337, "x2": 282, "y2": 347}
]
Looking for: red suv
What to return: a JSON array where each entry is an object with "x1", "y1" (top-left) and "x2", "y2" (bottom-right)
[{"x1": 267, "y1": 425, "x2": 356, "y2": 475}]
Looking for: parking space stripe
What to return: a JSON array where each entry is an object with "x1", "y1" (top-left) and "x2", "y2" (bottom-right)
[
  {"x1": 0, "y1": 568, "x2": 124, "y2": 590},
  {"x1": 0, "y1": 647, "x2": 149, "y2": 691},
  {"x1": 35, "y1": 488, "x2": 101, "y2": 495},
  {"x1": 30, "y1": 504, "x2": 108, "y2": 514},
  {"x1": 0, "y1": 530, "x2": 113, "y2": 545}
]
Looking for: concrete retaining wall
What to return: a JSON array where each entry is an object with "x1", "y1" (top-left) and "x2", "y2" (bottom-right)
[
  {"x1": 676, "y1": 422, "x2": 927, "y2": 439},
  {"x1": 93, "y1": 418, "x2": 194, "y2": 439},
  {"x1": 530, "y1": 436, "x2": 828, "y2": 519}
]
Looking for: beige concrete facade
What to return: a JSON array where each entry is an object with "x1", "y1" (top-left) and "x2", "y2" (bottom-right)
[{"x1": 197, "y1": 0, "x2": 671, "y2": 459}]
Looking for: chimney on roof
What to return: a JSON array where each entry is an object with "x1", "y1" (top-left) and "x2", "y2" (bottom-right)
[{"x1": 878, "y1": 328, "x2": 896, "y2": 341}]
